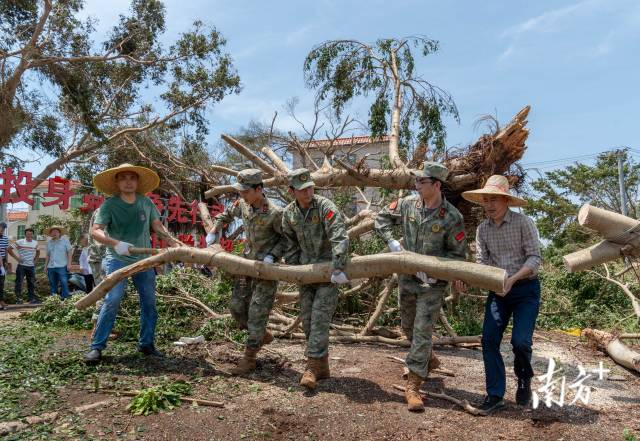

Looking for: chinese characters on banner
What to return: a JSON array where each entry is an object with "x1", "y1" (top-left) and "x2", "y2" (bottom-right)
[{"x1": 0, "y1": 167, "x2": 234, "y2": 251}]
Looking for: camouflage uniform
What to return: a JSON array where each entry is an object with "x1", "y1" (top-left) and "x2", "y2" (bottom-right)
[
  {"x1": 281, "y1": 170, "x2": 349, "y2": 359},
  {"x1": 375, "y1": 165, "x2": 467, "y2": 379},
  {"x1": 213, "y1": 170, "x2": 284, "y2": 350}
]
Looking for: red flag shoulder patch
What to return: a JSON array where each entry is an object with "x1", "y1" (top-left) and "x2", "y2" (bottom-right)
[
  {"x1": 389, "y1": 200, "x2": 398, "y2": 210},
  {"x1": 455, "y1": 231, "x2": 465, "y2": 242},
  {"x1": 325, "y1": 210, "x2": 335, "y2": 221}
]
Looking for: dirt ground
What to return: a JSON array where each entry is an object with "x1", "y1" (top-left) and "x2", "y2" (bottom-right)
[{"x1": 2, "y1": 309, "x2": 640, "y2": 441}]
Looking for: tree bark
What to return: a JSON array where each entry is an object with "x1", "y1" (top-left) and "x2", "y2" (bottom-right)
[
  {"x1": 75, "y1": 246, "x2": 506, "y2": 310},
  {"x1": 582, "y1": 328, "x2": 640, "y2": 373}
]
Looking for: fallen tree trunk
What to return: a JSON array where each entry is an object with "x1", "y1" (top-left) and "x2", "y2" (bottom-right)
[
  {"x1": 75, "y1": 246, "x2": 506, "y2": 310},
  {"x1": 577, "y1": 204, "x2": 640, "y2": 240},
  {"x1": 582, "y1": 328, "x2": 640, "y2": 373},
  {"x1": 564, "y1": 204, "x2": 640, "y2": 272},
  {"x1": 564, "y1": 240, "x2": 625, "y2": 272}
]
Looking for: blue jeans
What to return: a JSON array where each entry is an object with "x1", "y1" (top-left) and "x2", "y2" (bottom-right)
[
  {"x1": 91, "y1": 258, "x2": 157, "y2": 351},
  {"x1": 482, "y1": 278, "x2": 541, "y2": 398},
  {"x1": 47, "y1": 267, "x2": 70, "y2": 299}
]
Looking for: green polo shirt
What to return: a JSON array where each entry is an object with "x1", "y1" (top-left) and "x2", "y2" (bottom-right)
[{"x1": 95, "y1": 194, "x2": 160, "y2": 264}]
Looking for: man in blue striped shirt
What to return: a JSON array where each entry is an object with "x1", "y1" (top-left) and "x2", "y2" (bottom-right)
[{"x1": 0, "y1": 222, "x2": 8, "y2": 310}]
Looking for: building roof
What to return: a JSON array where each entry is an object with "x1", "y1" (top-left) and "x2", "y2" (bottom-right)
[
  {"x1": 7, "y1": 211, "x2": 28, "y2": 222},
  {"x1": 304, "y1": 135, "x2": 390, "y2": 149},
  {"x1": 33, "y1": 178, "x2": 82, "y2": 192}
]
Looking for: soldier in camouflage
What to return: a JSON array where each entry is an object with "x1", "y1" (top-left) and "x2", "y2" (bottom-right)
[
  {"x1": 208, "y1": 169, "x2": 285, "y2": 374},
  {"x1": 282, "y1": 168, "x2": 350, "y2": 390},
  {"x1": 375, "y1": 162, "x2": 467, "y2": 411}
]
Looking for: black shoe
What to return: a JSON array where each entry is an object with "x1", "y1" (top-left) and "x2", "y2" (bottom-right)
[
  {"x1": 516, "y1": 377, "x2": 532, "y2": 406},
  {"x1": 84, "y1": 349, "x2": 102, "y2": 365},
  {"x1": 139, "y1": 345, "x2": 164, "y2": 357},
  {"x1": 479, "y1": 395, "x2": 505, "y2": 415},
  {"x1": 29, "y1": 299, "x2": 41, "y2": 305}
]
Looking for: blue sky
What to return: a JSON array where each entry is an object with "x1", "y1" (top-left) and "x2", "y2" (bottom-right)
[{"x1": 35, "y1": 0, "x2": 640, "y2": 177}]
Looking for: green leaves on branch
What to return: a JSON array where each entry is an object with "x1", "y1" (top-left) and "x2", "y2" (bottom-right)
[{"x1": 303, "y1": 37, "x2": 459, "y2": 155}]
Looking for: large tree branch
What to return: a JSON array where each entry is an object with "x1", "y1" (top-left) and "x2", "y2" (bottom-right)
[{"x1": 75, "y1": 245, "x2": 506, "y2": 310}]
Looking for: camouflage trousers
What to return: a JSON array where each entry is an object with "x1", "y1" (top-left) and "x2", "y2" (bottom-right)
[
  {"x1": 299, "y1": 283, "x2": 339, "y2": 359},
  {"x1": 399, "y1": 274, "x2": 446, "y2": 379},
  {"x1": 231, "y1": 276, "x2": 278, "y2": 350}
]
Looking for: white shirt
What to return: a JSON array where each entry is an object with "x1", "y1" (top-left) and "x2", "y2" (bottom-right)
[
  {"x1": 79, "y1": 247, "x2": 92, "y2": 275},
  {"x1": 13, "y1": 239, "x2": 38, "y2": 267}
]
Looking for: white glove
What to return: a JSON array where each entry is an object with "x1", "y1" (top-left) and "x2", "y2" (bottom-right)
[
  {"x1": 388, "y1": 239, "x2": 402, "y2": 252},
  {"x1": 205, "y1": 232, "x2": 218, "y2": 246},
  {"x1": 416, "y1": 271, "x2": 437, "y2": 284},
  {"x1": 0, "y1": 266, "x2": 5, "y2": 276},
  {"x1": 263, "y1": 254, "x2": 275, "y2": 264},
  {"x1": 331, "y1": 271, "x2": 349, "y2": 284},
  {"x1": 114, "y1": 241, "x2": 133, "y2": 256}
]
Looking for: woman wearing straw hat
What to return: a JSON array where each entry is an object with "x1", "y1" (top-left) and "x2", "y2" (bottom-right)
[
  {"x1": 461, "y1": 175, "x2": 542, "y2": 414},
  {"x1": 84, "y1": 163, "x2": 179, "y2": 365}
]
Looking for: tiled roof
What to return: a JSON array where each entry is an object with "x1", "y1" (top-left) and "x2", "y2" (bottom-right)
[
  {"x1": 34, "y1": 179, "x2": 82, "y2": 191},
  {"x1": 305, "y1": 135, "x2": 390, "y2": 148}
]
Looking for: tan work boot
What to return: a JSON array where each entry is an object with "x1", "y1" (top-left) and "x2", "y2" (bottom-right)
[
  {"x1": 300, "y1": 358, "x2": 321, "y2": 390},
  {"x1": 261, "y1": 330, "x2": 274, "y2": 346},
  {"x1": 230, "y1": 347, "x2": 258, "y2": 375},
  {"x1": 316, "y1": 354, "x2": 330, "y2": 380},
  {"x1": 428, "y1": 351, "x2": 441, "y2": 372},
  {"x1": 405, "y1": 371, "x2": 425, "y2": 412}
]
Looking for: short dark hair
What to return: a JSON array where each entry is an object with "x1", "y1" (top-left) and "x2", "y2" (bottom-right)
[
  {"x1": 25, "y1": 227, "x2": 34, "y2": 234},
  {"x1": 250, "y1": 183, "x2": 263, "y2": 190}
]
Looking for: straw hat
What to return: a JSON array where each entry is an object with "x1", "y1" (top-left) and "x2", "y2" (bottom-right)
[
  {"x1": 93, "y1": 163, "x2": 160, "y2": 195},
  {"x1": 45, "y1": 225, "x2": 66, "y2": 236},
  {"x1": 461, "y1": 175, "x2": 527, "y2": 207}
]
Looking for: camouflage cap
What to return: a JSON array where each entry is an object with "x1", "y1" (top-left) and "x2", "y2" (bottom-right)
[
  {"x1": 233, "y1": 168, "x2": 263, "y2": 191},
  {"x1": 287, "y1": 168, "x2": 314, "y2": 190},
  {"x1": 411, "y1": 161, "x2": 449, "y2": 182}
]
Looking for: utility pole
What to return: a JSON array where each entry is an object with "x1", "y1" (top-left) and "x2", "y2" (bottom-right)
[{"x1": 618, "y1": 150, "x2": 629, "y2": 217}]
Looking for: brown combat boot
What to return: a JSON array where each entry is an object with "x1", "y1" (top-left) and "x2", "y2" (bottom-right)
[
  {"x1": 261, "y1": 330, "x2": 274, "y2": 346},
  {"x1": 405, "y1": 371, "x2": 425, "y2": 412},
  {"x1": 230, "y1": 347, "x2": 258, "y2": 375},
  {"x1": 316, "y1": 354, "x2": 330, "y2": 380},
  {"x1": 300, "y1": 358, "x2": 321, "y2": 390}
]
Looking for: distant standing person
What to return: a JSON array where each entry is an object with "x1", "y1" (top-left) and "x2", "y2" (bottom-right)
[
  {"x1": 9, "y1": 227, "x2": 40, "y2": 304},
  {"x1": 0, "y1": 221, "x2": 9, "y2": 310},
  {"x1": 44, "y1": 226, "x2": 73, "y2": 299},
  {"x1": 78, "y1": 234, "x2": 95, "y2": 292},
  {"x1": 462, "y1": 175, "x2": 542, "y2": 414}
]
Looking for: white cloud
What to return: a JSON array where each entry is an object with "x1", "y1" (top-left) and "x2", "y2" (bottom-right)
[
  {"x1": 498, "y1": 0, "x2": 639, "y2": 62},
  {"x1": 501, "y1": 1, "x2": 594, "y2": 38}
]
